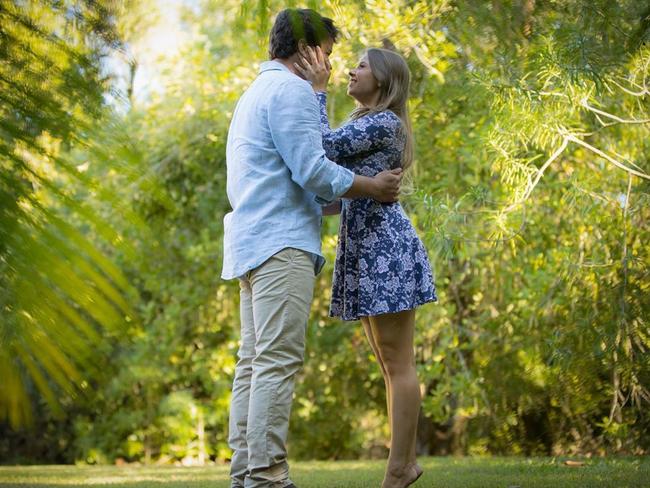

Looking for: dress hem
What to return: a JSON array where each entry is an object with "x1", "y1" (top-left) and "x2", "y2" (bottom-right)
[{"x1": 329, "y1": 295, "x2": 438, "y2": 322}]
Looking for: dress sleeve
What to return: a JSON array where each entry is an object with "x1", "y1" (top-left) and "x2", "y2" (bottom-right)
[{"x1": 316, "y1": 92, "x2": 401, "y2": 162}]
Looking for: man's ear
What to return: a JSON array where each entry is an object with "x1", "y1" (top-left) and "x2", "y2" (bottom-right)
[{"x1": 295, "y1": 39, "x2": 309, "y2": 69}]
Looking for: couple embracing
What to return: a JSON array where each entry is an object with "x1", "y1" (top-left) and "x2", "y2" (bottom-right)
[{"x1": 221, "y1": 8, "x2": 437, "y2": 488}]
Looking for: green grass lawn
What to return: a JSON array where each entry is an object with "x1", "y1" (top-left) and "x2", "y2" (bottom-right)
[{"x1": 0, "y1": 457, "x2": 648, "y2": 487}]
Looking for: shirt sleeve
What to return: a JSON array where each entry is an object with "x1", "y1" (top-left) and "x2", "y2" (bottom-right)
[
  {"x1": 316, "y1": 92, "x2": 401, "y2": 162},
  {"x1": 268, "y1": 80, "x2": 354, "y2": 204}
]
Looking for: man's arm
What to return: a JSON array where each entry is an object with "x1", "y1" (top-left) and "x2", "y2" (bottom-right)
[{"x1": 268, "y1": 80, "x2": 353, "y2": 203}]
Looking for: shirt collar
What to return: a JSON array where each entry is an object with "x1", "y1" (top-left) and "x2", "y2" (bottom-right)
[{"x1": 259, "y1": 59, "x2": 293, "y2": 74}]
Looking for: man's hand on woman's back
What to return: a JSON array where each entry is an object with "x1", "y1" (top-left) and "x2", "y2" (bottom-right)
[
  {"x1": 372, "y1": 168, "x2": 402, "y2": 202},
  {"x1": 343, "y1": 168, "x2": 402, "y2": 202}
]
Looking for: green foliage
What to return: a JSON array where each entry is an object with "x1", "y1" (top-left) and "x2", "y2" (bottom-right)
[
  {"x1": 0, "y1": 0, "x2": 139, "y2": 430},
  {"x1": 406, "y1": 0, "x2": 650, "y2": 455},
  {"x1": 68, "y1": 8, "x2": 242, "y2": 462}
]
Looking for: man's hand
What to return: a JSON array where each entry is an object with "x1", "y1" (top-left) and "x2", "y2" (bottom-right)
[
  {"x1": 371, "y1": 168, "x2": 402, "y2": 202},
  {"x1": 342, "y1": 168, "x2": 403, "y2": 201}
]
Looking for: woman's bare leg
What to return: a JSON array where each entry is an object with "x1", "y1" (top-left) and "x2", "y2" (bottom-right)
[
  {"x1": 360, "y1": 317, "x2": 392, "y2": 431},
  {"x1": 369, "y1": 309, "x2": 422, "y2": 488},
  {"x1": 362, "y1": 316, "x2": 421, "y2": 482}
]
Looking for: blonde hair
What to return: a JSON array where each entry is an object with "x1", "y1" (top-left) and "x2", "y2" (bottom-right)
[{"x1": 350, "y1": 47, "x2": 414, "y2": 171}]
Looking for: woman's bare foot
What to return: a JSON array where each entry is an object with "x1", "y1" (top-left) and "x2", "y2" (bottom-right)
[
  {"x1": 410, "y1": 463, "x2": 423, "y2": 485},
  {"x1": 381, "y1": 463, "x2": 423, "y2": 488}
]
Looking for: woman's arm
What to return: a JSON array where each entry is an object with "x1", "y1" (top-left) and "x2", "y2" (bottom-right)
[
  {"x1": 317, "y1": 95, "x2": 401, "y2": 161},
  {"x1": 296, "y1": 46, "x2": 401, "y2": 161}
]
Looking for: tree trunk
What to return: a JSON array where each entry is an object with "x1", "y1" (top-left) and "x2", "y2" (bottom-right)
[
  {"x1": 127, "y1": 56, "x2": 138, "y2": 103},
  {"x1": 197, "y1": 408, "x2": 206, "y2": 465},
  {"x1": 522, "y1": 0, "x2": 536, "y2": 38},
  {"x1": 416, "y1": 409, "x2": 467, "y2": 455}
]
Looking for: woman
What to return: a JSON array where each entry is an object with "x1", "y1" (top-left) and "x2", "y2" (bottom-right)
[{"x1": 296, "y1": 46, "x2": 437, "y2": 488}]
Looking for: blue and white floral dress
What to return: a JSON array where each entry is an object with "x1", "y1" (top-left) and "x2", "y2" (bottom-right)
[{"x1": 317, "y1": 92, "x2": 438, "y2": 321}]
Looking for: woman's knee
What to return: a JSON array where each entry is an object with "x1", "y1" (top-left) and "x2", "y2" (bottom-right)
[
  {"x1": 371, "y1": 311, "x2": 416, "y2": 377},
  {"x1": 378, "y1": 347, "x2": 415, "y2": 378}
]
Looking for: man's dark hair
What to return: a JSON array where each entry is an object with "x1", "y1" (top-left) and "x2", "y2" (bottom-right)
[{"x1": 269, "y1": 8, "x2": 339, "y2": 59}]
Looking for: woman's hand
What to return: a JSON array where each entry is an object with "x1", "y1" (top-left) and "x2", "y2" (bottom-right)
[{"x1": 294, "y1": 45, "x2": 331, "y2": 93}]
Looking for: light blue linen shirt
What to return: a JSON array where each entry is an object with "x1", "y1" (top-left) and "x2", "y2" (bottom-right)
[{"x1": 221, "y1": 60, "x2": 355, "y2": 280}]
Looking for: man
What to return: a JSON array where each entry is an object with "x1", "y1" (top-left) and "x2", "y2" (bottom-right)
[{"x1": 222, "y1": 8, "x2": 402, "y2": 488}]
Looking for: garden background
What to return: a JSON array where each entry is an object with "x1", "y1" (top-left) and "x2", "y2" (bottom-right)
[{"x1": 1, "y1": 0, "x2": 649, "y2": 469}]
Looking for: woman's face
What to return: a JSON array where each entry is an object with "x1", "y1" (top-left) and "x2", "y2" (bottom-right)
[{"x1": 347, "y1": 54, "x2": 380, "y2": 105}]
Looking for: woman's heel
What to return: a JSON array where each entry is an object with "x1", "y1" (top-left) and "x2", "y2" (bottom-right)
[{"x1": 406, "y1": 463, "x2": 423, "y2": 486}]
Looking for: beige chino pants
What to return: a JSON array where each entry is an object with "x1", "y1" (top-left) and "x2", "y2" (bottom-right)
[{"x1": 228, "y1": 248, "x2": 315, "y2": 488}]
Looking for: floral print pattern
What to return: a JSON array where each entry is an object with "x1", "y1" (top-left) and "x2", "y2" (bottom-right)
[{"x1": 317, "y1": 93, "x2": 438, "y2": 321}]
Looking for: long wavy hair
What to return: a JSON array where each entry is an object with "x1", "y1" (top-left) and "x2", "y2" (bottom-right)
[{"x1": 350, "y1": 48, "x2": 414, "y2": 171}]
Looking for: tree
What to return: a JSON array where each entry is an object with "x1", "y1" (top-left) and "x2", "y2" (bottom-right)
[{"x1": 0, "y1": 0, "x2": 137, "y2": 429}]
